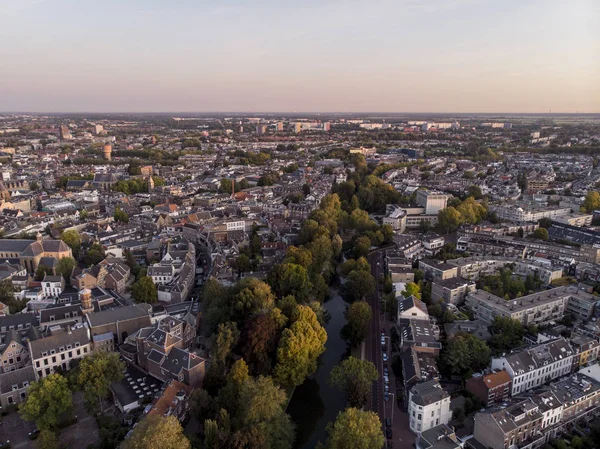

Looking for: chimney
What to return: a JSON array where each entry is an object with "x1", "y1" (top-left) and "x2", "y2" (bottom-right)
[{"x1": 67, "y1": 325, "x2": 72, "y2": 335}]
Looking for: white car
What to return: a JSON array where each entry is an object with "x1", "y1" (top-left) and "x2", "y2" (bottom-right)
[{"x1": 383, "y1": 352, "x2": 388, "y2": 362}]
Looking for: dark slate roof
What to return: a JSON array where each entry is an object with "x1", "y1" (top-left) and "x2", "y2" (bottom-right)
[
  {"x1": 86, "y1": 304, "x2": 151, "y2": 327},
  {"x1": 0, "y1": 366, "x2": 36, "y2": 394},
  {"x1": 410, "y1": 379, "x2": 449, "y2": 406}
]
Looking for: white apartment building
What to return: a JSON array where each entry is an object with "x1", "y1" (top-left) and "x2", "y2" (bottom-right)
[
  {"x1": 491, "y1": 338, "x2": 575, "y2": 396},
  {"x1": 467, "y1": 285, "x2": 596, "y2": 325},
  {"x1": 491, "y1": 203, "x2": 572, "y2": 223},
  {"x1": 225, "y1": 221, "x2": 246, "y2": 231},
  {"x1": 416, "y1": 190, "x2": 450, "y2": 216},
  {"x1": 408, "y1": 380, "x2": 451, "y2": 434},
  {"x1": 147, "y1": 265, "x2": 175, "y2": 285},
  {"x1": 28, "y1": 325, "x2": 92, "y2": 379},
  {"x1": 41, "y1": 275, "x2": 65, "y2": 298}
]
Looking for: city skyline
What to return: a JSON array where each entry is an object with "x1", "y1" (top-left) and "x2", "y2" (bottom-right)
[{"x1": 1, "y1": 0, "x2": 599, "y2": 113}]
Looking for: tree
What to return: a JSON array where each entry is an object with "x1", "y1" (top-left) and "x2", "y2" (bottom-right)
[
  {"x1": 77, "y1": 351, "x2": 124, "y2": 411},
  {"x1": 61, "y1": 230, "x2": 81, "y2": 258},
  {"x1": 582, "y1": 191, "x2": 600, "y2": 213},
  {"x1": 235, "y1": 254, "x2": 251, "y2": 274},
  {"x1": 344, "y1": 269, "x2": 376, "y2": 301},
  {"x1": 124, "y1": 415, "x2": 190, "y2": 449},
  {"x1": 401, "y1": 281, "x2": 421, "y2": 299},
  {"x1": 275, "y1": 305, "x2": 327, "y2": 387},
  {"x1": 321, "y1": 408, "x2": 384, "y2": 449},
  {"x1": 36, "y1": 430, "x2": 59, "y2": 449},
  {"x1": 437, "y1": 206, "x2": 464, "y2": 234},
  {"x1": 243, "y1": 309, "x2": 286, "y2": 375},
  {"x1": 131, "y1": 276, "x2": 157, "y2": 303},
  {"x1": 353, "y1": 236, "x2": 371, "y2": 258},
  {"x1": 212, "y1": 322, "x2": 240, "y2": 368},
  {"x1": 35, "y1": 265, "x2": 52, "y2": 281},
  {"x1": 85, "y1": 243, "x2": 105, "y2": 266},
  {"x1": 538, "y1": 217, "x2": 553, "y2": 229},
  {"x1": 341, "y1": 301, "x2": 372, "y2": 347},
  {"x1": 456, "y1": 197, "x2": 486, "y2": 224},
  {"x1": 302, "y1": 183, "x2": 311, "y2": 196},
  {"x1": 0, "y1": 278, "x2": 25, "y2": 314},
  {"x1": 114, "y1": 207, "x2": 129, "y2": 223},
  {"x1": 19, "y1": 373, "x2": 73, "y2": 430},
  {"x1": 440, "y1": 334, "x2": 491, "y2": 376},
  {"x1": 489, "y1": 316, "x2": 524, "y2": 352},
  {"x1": 269, "y1": 263, "x2": 311, "y2": 302},
  {"x1": 231, "y1": 278, "x2": 275, "y2": 323},
  {"x1": 330, "y1": 357, "x2": 378, "y2": 408},
  {"x1": 467, "y1": 185, "x2": 483, "y2": 200},
  {"x1": 532, "y1": 227, "x2": 549, "y2": 241},
  {"x1": 56, "y1": 257, "x2": 76, "y2": 283},
  {"x1": 283, "y1": 246, "x2": 313, "y2": 268}
]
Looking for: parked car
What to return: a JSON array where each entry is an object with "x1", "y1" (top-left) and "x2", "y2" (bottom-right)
[
  {"x1": 383, "y1": 366, "x2": 389, "y2": 376},
  {"x1": 383, "y1": 352, "x2": 388, "y2": 362},
  {"x1": 384, "y1": 392, "x2": 390, "y2": 402},
  {"x1": 383, "y1": 375, "x2": 389, "y2": 384},
  {"x1": 386, "y1": 429, "x2": 393, "y2": 439},
  {"x1": 385, "y1": 418, "x2": 392, "y2": 427}
]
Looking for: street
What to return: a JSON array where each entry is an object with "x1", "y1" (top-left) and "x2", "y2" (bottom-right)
[{"x1": 366, "y1": 249, "x2": 414, "y2": 449}]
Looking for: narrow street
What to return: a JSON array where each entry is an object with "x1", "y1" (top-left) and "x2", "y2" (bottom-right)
[{"x1": 366, "y1": 249, "x2": 414, "y2": 448}]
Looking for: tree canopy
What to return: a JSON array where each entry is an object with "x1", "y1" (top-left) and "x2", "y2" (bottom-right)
[
  {"x1": 275, "y1": 305, "x2": 327, "y2": 388},
  {"x1": 19, "y1": 373, "x2": 73, "y2": 430},
  {"x1": 124, "y1": 415, "x2": 190, "y2": 449},
  {"x1": 321, "y1": 408, "x2": 385, "y2": 449},
  {"x1": 77, "y1": 351, "x2": 124, "y2": 411},
  {"x1": 330, "y1": 357, "x2": 378, "y2": 408},
  {"x1": 341, "y1": 301, "x2": 372, "y2": 347},
  {"x1": 131, "y1": 276, "x2": 157, "y2": 303}
]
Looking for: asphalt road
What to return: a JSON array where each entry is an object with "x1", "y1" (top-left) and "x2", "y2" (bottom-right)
[{"x1": 366, "y1": 248, "x2": 415, "y2": 449}]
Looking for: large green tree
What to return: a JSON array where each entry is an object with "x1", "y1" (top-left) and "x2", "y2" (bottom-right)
[
  {"x1": 437, "y1": 206, "x2": 464, "y2": 234},
  {"x1": 77, "y1": 351, "x2": 124, "y2": 411},
  {"x1": 440, "y1": 334, "x2": 491, "y2": 376},
  {"x1": 321, "y1": 408, "x2": 385, "y2": 449},
  {"x1": 341, "y1": 301, "x2": 372, "y2": 347},
  {"x1": 20, "y1": 373, "x2": 73, "y2": 430},
  {"x1": 56, "y1": 257, "x2": 76, "y2": 283},
  {"x1": 123, "y1": 415, "x2": 190, "y2": 449},
  {"x1": 60, "y1": 230, "x2": 81, "y2": 258},
  {"x1": 275, "y1": 305, "x2": 327, "y2": 387},
  {"x1": 344, "y1": 269, "x2": 375, "y2": 301},
  {"x1": 582, "y1": 191, "x2": 600, "y2": 213},
  {"x1": 489, "y1": 316, "x2": 525, "y2": 353},
  {"x1": 113, "y1": 207, "x2": 129, "y2": 224},
  {"x1": 212, "y1": 321, "x2": 240, "y2": 369},
  {"x1": 85, "y1": 242, "x2": 105, "y2": 266},
  {"x1": 231, "y1": 278, "x2": 275, "y2": 322},
  {"x1": 269, "y1": 263, "x2": 311, "y2": 302},
  {"x1": 131, "y1": 276, "x2": 157, "y2": 303},
  {"x1": 330, "y1": 357, "x2": 378, "y2": 408}
]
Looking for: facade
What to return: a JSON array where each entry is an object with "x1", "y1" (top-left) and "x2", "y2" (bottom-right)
[
  {"x1": 28, "y1": 325, "x2": 92, "y2": 379},
  {"x1": 492, "y1": 203, "x2": 572, "y2": 223},
  {"x1": 466, "y1": 286, "x2": 596, "y2": 326},
  {"x1": 473, "y1": 397, "x2": 544, "y2": 449},
  {"x1": 491, "y1": 338, "x2": 575, "y2": 396},
  {"x1": 431, "y1": 278, "x2": 476, "y2": 305},
  {"x1": 466, "y1": 370, "x2": 512, "y2": 407},
  {"x1": 416, "y1": 191, "x2": 449, "y2": 215},
  {"x1": 41, "y1": 275, "x2": 65, "y2": 298},
  {"x1": 408, "y1": 380, "x2": 451, "y2": 434},
  {"x1": 0, "y1": 366, "x2": 36, "y2": 407},
  {"x1": 418, "y1": 259, "x2": 459, "y2": 281}
]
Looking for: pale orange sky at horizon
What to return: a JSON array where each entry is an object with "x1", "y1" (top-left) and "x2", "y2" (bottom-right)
[{"x1": 1, "y1": 0, "x2": 598, "y2": 113}]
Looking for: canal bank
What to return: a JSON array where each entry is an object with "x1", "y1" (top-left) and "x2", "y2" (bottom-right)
[{"x1": 287, "y1": 289, "x2": 349, "y2": 449}]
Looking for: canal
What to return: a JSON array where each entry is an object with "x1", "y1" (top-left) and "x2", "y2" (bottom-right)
[{"x1": 287, "y1": 289, "x2": 349, "y2": 449}]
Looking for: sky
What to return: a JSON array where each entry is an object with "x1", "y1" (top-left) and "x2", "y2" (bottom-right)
[{"x1": 0, "y1": 0, "x2": 599, "y2": 113}]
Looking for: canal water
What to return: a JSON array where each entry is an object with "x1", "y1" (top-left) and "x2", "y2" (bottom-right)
[{"x1": 287, "y1": 289, "x2": 349, "y2": 449}]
